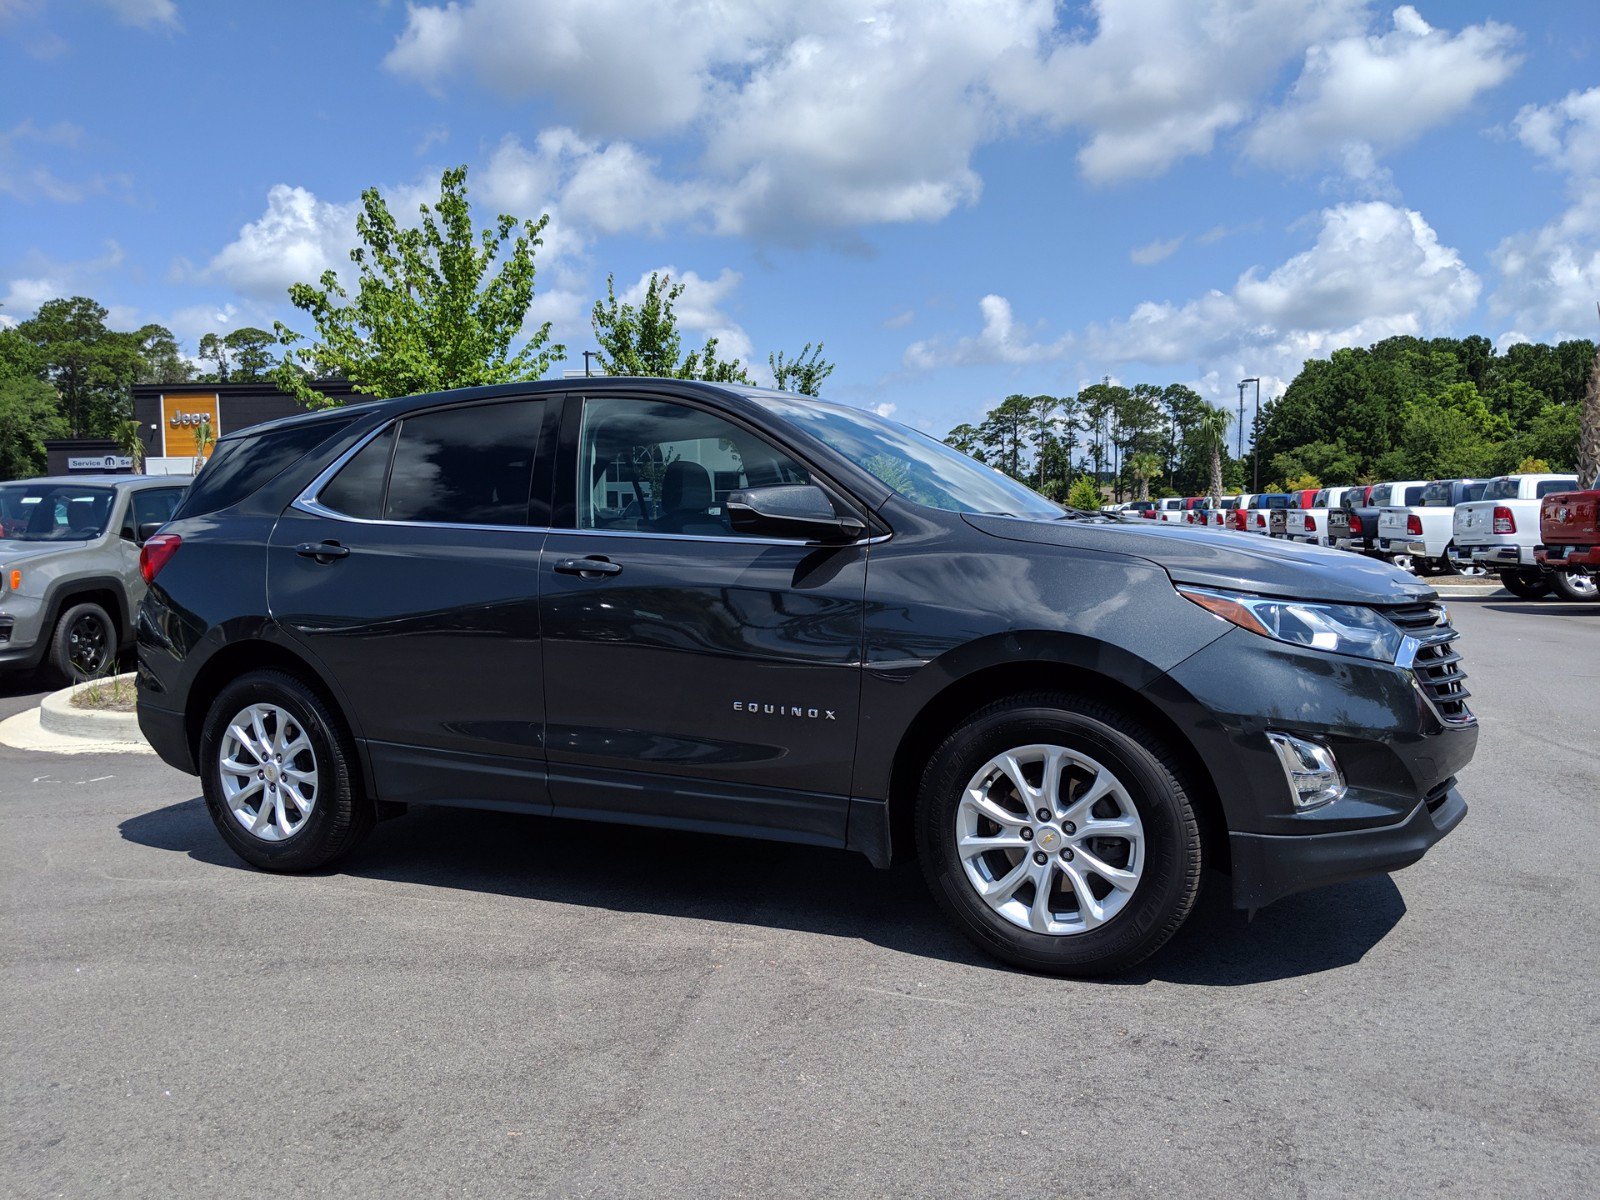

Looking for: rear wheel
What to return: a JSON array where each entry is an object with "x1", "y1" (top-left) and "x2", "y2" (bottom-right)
[
  {"x1": 1550, "y1": 569, "x2": 1598, "y2": 602},
  {"x1": 1499, "y1": 568, "x2": 1552, "y2": 600},
  {"x1": 916, "y1": 693, "x2": 1202, "y2": 977},
  {"x1": 198, "y1": 669, "x2": 372, "y2": 872},
  {"x1": 48, "y1": 601, "x2": 117, "y2": 684},
  {"x1": 1440, "y1": 546, "x2": 1485, "y2": 577}
]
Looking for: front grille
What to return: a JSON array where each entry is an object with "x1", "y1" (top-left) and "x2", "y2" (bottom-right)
[{"x1": 1383, "y1": 602, "x2": 1472, "y2": 722}]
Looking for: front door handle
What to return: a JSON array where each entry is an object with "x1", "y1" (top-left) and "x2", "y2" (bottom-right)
[
  {"x1": 554, "y1": 555, "x2": 623, "y2": 578},
  {"x1": 296, "y1": 541, "x2": 351, "y2": 563}
]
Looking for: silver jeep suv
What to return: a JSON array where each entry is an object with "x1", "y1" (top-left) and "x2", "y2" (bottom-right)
[{"x1": 0, "y1": 475, "x2": 188, "y2": 683}]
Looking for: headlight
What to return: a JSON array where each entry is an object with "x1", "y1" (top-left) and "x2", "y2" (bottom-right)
[{"x1": 1178, "y1": 585, "x2": 1403, "y2": 663}]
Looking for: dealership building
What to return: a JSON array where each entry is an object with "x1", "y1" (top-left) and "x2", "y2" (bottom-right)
[{"x1": 42, "y1": 379, "x2": 358, "y2": 477}]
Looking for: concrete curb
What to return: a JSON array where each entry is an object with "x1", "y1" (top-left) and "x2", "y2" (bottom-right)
[{"x1": 0, "y1": 673, "x2": 154, "y2": 756}]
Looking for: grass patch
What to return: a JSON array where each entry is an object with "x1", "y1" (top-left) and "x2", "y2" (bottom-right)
[{"x1": 71, "y1": 673, "x2": 137, "y2": 712}]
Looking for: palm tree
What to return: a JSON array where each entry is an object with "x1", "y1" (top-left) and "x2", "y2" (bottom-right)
[
  {"x1": 1580, "y1": 344, "x2": 1599, "y2": 490},
  {"x1": 193, "y1": 417, "x2": 215, "y2": 474},
  {"x1": 1194, "y1": 406, "x2": 1233, "y2": 505},
  {"x1": 1127, "y1": 451, "x2": 1162, "y2": 501},
  {"x1": 113, "y1": 419, "x2": 146, "y2": 473}
]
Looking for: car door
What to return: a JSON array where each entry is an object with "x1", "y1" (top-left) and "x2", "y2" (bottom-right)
[
  {"x1": 539, "y1": 392, "x2": 869, "y2": 847},
  {"x1": 268, "y1": 396, "x2": 556, "y2": 812}
]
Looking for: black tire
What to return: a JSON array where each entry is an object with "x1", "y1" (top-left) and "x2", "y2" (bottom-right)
[
  {"x1": 916, "y1": 692, "x2": 1203, "y2": 978},
  {"x1": 48, "y1": 601, "x2": 117, "y2": 684},
  {"x1": 1499, "y1": 568, "x2": 1552, "y2": 600},
  {"x1": 198, "y1": 669, "x2": 372, "y2": 872},
  {"x1": 1439, "y1": 547, "x2": 1485, "y2": 578},
  {"x1": 1550, "y1": 568, "x2": 1598, "y2": 602}
]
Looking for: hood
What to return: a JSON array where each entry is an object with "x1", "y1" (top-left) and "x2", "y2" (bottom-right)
[
  {"x1": 964, "y1": 514, "x2": 1434, "y2": 605},
  {"x1": 0, "y1": 539, "x2": 76, "y2": 564}
]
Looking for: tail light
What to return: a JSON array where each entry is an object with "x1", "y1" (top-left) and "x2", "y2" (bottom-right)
[
  {"x1": 1349, "y1": 514, "x2": 1363, "y2": 534},
  {"x1": 1141, "y1": 510, "x2": 1156, "y2": 518},
  {"x1": 1305, "y1": 515, "x2": 1316, "y2": 532},
  {"x1": 1406, "y1": 514, "x2": 1423, "y2": 536},
  {"x1": 140, "y1": 533, "x2": 182, "y2": 583},
  {"x1": 1493, "y1": 506, "x2": 1515, "y2": 535}
]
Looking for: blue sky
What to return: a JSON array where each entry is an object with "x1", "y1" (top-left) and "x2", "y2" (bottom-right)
[{"x1": 2, "y1": 0, "x2": 1597, "y2": 437}]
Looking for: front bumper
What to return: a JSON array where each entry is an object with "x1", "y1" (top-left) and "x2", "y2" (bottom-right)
[{"x1": 1230, "y1": 784, "x2": 1467, "y2": 909}]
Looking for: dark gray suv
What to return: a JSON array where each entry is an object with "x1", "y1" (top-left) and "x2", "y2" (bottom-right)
[{"x1": 135, "y1": 380, "x2": 1474, "y2": 976}]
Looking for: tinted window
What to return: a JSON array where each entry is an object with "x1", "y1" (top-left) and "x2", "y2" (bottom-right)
[
  {"x1": 1462, "y1": 482, "x2": 1486, "y2": 502},
  {"x1": 1422, "y1": 482, "x2": 1451, "y2": 506},
  {"x1": 1369, "y1": 484, "x2": 1390, "y2": 506},
  {"x1": 1484, "y1": 478, "x2": 1519, "y2": 500},
  {"x1": 130, "y1": 488, "x2": 184, "y2": 535},
  {"x1": 318, "y1": 425, "x2": 397, "y2": 520},
  {"x1": 384, "y1": 401, "x2": 542, "y2": 526},
  {"x1": 1536, "y1": 477, "x2": 1578, "y2": 498},
  {"x1": 1401, "y1": 485, "x2": 1425, "y2": 505},
  {"x1": 577, "y1": 398, "x2": 811, "y2": 537},
  {"x1": 176, "y1": 416, "x2": 355, "y2": 519}
]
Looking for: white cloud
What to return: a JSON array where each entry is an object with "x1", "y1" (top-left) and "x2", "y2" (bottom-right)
[
  {"x1": 388, "y1": 2, "x2": 1480, "y2": 238},
  {"x1": 904, "y1": 293, "x2": 1069, "y2": 369},
  {"x1": 206, "y1": 184, "x2": 360, "y2": 300},
  {"x1": 903, "y1": 202, "x2": 1480, "y2": 396},
  {"x1": 1246, "y1": 6, "x2": 1520, "y2": 172},
  {"x1": 1488, "y1": 86, "x2": 1600, "y2": 342},
  {"x1": 1, "y1": 241, "x2": 127, "y2": 321},
  {"x1": 1130, "y1": 236, "x2": 1183, "y2": 266},
  {"x1": 102, "y1": 0, "x2": 178, "y2": 30},
  {"x1": 882, "y1": 309, "x2": 915, "y2": 330},
  {"x1": 0, "y1": 117, "x2": 130, "y2": 204},
  {"x1": 873, "y1": 402, "x2": 898, "y2": 418}
]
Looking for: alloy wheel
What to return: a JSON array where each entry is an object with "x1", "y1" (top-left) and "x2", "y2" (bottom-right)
[
  {"x1": 955, "y1": 744, "x2": 1145, "y2": 936},
  {"x1": 218, "y1": 703, "x2": 319, "y2": 841},
  {"x1": 66, "y1": 613, "x2": 110, "y2": 677}
]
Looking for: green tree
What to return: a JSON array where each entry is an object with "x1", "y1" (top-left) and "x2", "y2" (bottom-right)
[
  {"x1": 978, "y1": 393, "x2": 1035, "y2": 479},
  {"x1": 1192, "y1": 405, "x2": 1232, "y2": 504},
  {"x1": 15, "y1": 297, "x2": 145, "y2": 436},
  {"x1": 1126, "y1": 451, "x2": 1162, "y2": 501},
  {"x1": 769, "y1": 342, "x2": 834, "y2": 395},
  {"x1": 1397, "y1": 382, "x2": 1509, "y2": 478},
  {"x1": 113, "y1": 418, "x2": 147, "y2": 472},
  {"x1": 945, "y1": 422, "x2": 984, "y2": 461},
  {"x1": 133, "y1": 324, "x2": 192, "y2": 384},
  {"x1": 277, "y1": 165, "x2": 563, "y2": 406},
  {"x1": 1066, "y1": 474, "x2": 1102, "y2": 511},
  {"x1": 0, "y1": 375, "x2": 66, "y2": 480},
  {"x1": 1580, "y1": 347, "x2": 1600, "y2": 489},
  {"x1": 591, "y1": 272, "x2": 750, "y2": 383}
]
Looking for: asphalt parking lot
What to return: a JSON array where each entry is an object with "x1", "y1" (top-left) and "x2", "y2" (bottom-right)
[{"x1": 3, "y1": 595, "x2": 1597, "y2": 1197}]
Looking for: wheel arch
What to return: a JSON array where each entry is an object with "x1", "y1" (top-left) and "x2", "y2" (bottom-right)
[
  {"x1": 883, "y1": 659, "x2": 1229, "y2": 875},
  {"x1": 46, "y1": 576, "x2": 129, "y2": 642},
  {"x1": 182, "y1": 637, "x2": 374, "y2": 803}
]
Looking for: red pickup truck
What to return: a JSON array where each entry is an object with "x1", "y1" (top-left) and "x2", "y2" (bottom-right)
[{"x1": 1535, "y1": 489, "x2": 1600, "y2": 601}]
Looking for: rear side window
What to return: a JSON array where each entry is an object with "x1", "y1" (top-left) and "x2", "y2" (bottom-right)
[
  {"x1": 317, "y1": 400, "x2": 543, "y2": 527},
  {"x1": 174, "y1": 416, "x2": 355, "y2": 519},
  {"x1": 1484, "y1": 478, "x2": 1519, "y2": 500},
  {"x1": 1422, "y1": 482, "x2": 1451, "y2": 506},
  {"x1": 1536, "y1": 478, "x2": 1578, "y2": 498},
  {"x1": 1401, "y1": 485, "x2": 1425, "y2": 505},
  {"x1": 1369, "y1": 485, "x2": 1390, "y2": 506}
]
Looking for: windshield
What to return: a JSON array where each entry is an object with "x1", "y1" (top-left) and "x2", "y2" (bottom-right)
[
  {"x1": 746, "y1": 392, "x2": 1063, "y2": 518},
  {"x1": 0, "y1": 483, "x2": 116, "y2": 542}
]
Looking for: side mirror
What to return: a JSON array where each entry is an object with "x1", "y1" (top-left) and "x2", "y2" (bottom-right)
[
  {"x1": 726, "y1": 485, "x2": 865, "y2": 543},
  {"x1": 138, "y1": 521, "x2": 164, "y2": 544}
]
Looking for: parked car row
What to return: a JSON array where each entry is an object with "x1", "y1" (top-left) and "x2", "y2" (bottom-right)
[{"x1": 1106, "y1": 472, "x2": 1596, "y2": 601}]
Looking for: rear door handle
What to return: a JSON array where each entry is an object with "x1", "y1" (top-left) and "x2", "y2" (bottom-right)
[
  {"x1": 296, "y1": 541, "x2": 351, "y2": 563},
  {"x1": 554, "y1": 555, "x2": 622, "y2": 578}
]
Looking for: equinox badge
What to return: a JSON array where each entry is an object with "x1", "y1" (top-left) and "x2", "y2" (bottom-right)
[{"x1": 733, "y1": 701, "x2": 837, "y2": 720}]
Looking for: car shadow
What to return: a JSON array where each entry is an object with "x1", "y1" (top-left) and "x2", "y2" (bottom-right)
[
  {"x1": 120, "y1": 798, "x2": 1406, "y2": 986},
  {"x1": 1482, "y1": 602, "x2": 1599, "y2": 616}
]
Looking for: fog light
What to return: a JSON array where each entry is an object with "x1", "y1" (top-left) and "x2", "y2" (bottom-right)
[{"x1": 1266, "y1": 732, "x2": 1347, "y2": 811}]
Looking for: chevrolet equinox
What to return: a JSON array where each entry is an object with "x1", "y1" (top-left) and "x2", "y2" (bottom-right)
[{"x1": 135, "y1": 380, "x2": 1475, "y2": 976}]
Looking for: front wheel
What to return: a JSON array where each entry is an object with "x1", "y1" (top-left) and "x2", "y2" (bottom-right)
[
  {"x1": 48, "y1": 601, "x2": 117, "y2": 684},
  {"x1": 1550, "y1": 568, "x2": 1598, "y2": 602},
  {"x1": 916, "y1": 693, "x2": 1202, "y2": 977},
  {"x1": 198, "y1": 669, "x2": 372, "y2": 872},
  {"x1": 1499, "y1": 568, "x2": 1552, "y2": 600}
]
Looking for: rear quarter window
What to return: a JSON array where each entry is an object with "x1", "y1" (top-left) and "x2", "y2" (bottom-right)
[{"x1": 174, "y1": 416, "x2": 357, "y2": 520}]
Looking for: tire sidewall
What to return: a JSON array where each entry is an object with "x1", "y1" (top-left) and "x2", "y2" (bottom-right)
[
  {"x1": 917, "y1": 701, "x2": 1197, "y2": 974},
  {"x1": 199, "y1": 672, "x2": 353, "y2": 871},
  {"x1": 1499, "y1": 568, "x2": 1551, "y2": 599},
  {"x1": 1551, "y1": 568, "x2": 1598, "y2": 602}
]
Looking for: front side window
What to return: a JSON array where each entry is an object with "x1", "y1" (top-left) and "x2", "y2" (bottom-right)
[
  {"x1": 576, "y1": 398, "x2": 811, "y2": 537},
  {"x1": 317, "y1": 401, "x2": 543, "y2": 527},
  {"x1": 0, "y1": 483, "x2": 114, "y2": 541},
  {"x1": 131, "y1": 488, "x2": 184, "y2": 534}
]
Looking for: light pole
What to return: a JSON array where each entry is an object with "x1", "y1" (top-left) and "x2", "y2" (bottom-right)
[
  {"x1": 1235, "y1": 381, "x2": 1246, "y2": 460},
  {"x1": 583, "y1": 350, "x2": 599, "y2": 377},
  {"x1": 1239, "y1": 377, "x2": 1260, "y2": 491}
]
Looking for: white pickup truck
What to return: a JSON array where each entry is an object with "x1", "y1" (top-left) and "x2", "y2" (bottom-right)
[
  {"x1": 1451, "y1": 473, "x2": 1580, "y2": 594},
  {"x1": 1153, "y1": 497, "x2": 1187, "y2": 523},
  {"x1": 1286, "y1": 486, "x2": 1355, "y2": 547},
  {"x1": 1376, "y1": 478, "x2": 1489, "y2": 575}
]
